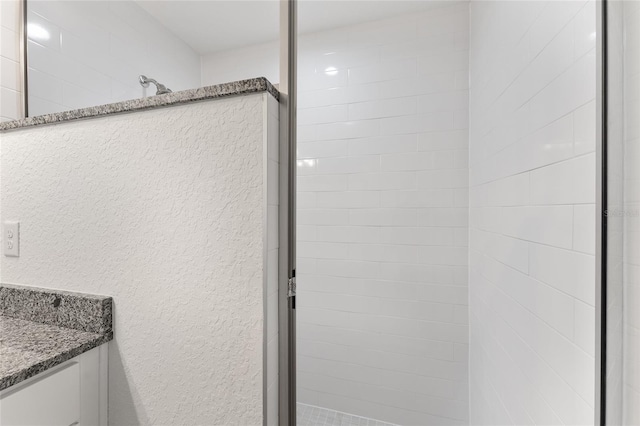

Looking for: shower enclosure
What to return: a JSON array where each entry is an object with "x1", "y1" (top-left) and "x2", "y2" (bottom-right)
[{"x1": 295, "y1": 0, "x2": 599, "y2": 424}]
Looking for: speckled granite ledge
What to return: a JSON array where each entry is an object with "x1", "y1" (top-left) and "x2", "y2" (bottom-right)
[
  {"x1": 0, "y1": 283, "x2": 113, "y2": 391},
  {"x1": 0, "y1": 77, "x2": 279, "y2": 132}
]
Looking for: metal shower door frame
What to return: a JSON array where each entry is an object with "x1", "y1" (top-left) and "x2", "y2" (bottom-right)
[
  {"x1": 595, "y1": 0, "x2": 606, "y2": 424},
  {"x1": 279, "y1": 1, "x2": 297, "y2": 425}
]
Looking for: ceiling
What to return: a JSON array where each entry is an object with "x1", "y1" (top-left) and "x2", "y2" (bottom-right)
[{"x1": 136, "y1": 0, "x2": 453, "y2": 55}]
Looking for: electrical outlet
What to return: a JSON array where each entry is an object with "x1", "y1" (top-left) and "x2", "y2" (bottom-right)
[{"x1": 4, "y1": 222, "x2": 19, "y2": 257}]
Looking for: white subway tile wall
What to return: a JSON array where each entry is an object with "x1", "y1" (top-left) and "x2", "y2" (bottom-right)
[
  {"x1": 468, "y1": 1, "x2": 596, "y2": 424},
  {"x1": 24, "y1": 0, "x2": 200, "y2": 116},
  {"x1": 0, "y1": 0, "x2": 22, "y2": 121},
  {"x1": 293, "y1": 4, "x2": 470, "y2": 425}
]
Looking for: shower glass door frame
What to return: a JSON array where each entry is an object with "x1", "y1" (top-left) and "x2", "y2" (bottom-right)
[
  {"x1": 279, "y1": 1, "x2": 297, "y2": 425},
  {"x1": 596, "y1": 0, "x2": 606, "y2": 424}
]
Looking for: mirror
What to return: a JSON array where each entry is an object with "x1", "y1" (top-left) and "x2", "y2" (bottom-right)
[{"x1": 24, "y1": 0, "x2": 281, "y2": 117}]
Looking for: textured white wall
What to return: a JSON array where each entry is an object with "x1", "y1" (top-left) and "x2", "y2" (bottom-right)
[
  {"x1": 468, "y1": 1, "x2": 596, "y2": 424},
  {"x1": 0, "y1": 0, "x2": 22, "y2": 121},
  {"x1": 0, "y1": 93, "x2": 278, "y2": 425},
  {"x1": 25, "y1": 0, "x2": 200, "y2": 116}
]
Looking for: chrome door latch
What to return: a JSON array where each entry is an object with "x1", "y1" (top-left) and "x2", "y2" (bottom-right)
[{"x1": 288, "y1": 277, "x2": 296, "y2": 298}]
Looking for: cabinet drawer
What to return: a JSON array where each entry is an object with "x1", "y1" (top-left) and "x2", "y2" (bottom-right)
[{"x1": 0, "y1": 362, "x2": 80, "y2": 426}]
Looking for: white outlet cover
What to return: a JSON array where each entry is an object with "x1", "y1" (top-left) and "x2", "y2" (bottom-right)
[{"x1": 4, "y1": 221, "x2": 19, "y2": 257}]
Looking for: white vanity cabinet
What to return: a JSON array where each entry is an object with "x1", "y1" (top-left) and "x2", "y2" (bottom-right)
[{"x1": 0, "y1": 345, "x2": 108, "y2": 426}]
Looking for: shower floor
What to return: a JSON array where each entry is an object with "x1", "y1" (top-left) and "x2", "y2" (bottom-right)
[{"x1": 297, "y1": 403, "x2": 397, "y2": 426}]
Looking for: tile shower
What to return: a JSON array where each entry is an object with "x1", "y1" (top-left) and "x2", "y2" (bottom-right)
[{"x1": 294, "y1": 5, "x2": 470, "y2": 425}]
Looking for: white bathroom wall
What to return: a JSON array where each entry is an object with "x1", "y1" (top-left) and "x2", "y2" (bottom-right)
[
  {"x1": 606, "y1": 1, "x2": 625, "y2": 423},
  {"x1": 622, "y1": 1, "x2": 640, "y2": 423},
  {"x1": 25, "y1": 0, "x2": 200, "y2": 116},
  {"x1": 0, "y1": 0, "x2": 22, "y2": 121},
  {"x1": 202, "y1": 41, "x2": 279, "y2": 88},
  {"x1": 604, "y1": 3, "x2": 640, "y2": 423},
  {"x1": 468, "y1": 1, "x2": 596, "y2": 424},
  {"x1": 207, "y1": 4, "x2": 471, "y2": 424},
  {"x1": 0, "y1": 93, "x2": 279, "y2": 425}
]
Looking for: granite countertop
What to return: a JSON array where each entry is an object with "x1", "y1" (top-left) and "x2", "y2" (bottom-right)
[
  {"x1": 0, "y1": 77, "x2": 279, "y2": 132},
  {"x1": 0, "y1": 284, "x2": 113, "y2": 391}
]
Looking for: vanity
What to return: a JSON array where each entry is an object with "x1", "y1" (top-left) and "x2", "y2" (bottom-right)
[{"x1": 0, "y1": 284, "x2": 112, "y2": 426}]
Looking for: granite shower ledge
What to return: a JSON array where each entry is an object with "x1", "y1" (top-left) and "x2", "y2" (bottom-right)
[
  {"x1": 0, "y1": 77, "x2": 279, "y2": 132},
  {"x1": 0, "y1": 284, "x2": 113, "y2": 391}
]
